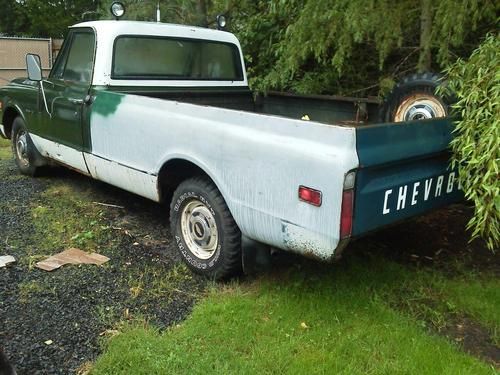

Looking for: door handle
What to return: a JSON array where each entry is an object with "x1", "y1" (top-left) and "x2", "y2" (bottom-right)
[
  {"x1": 69, "y1": 95, "x2": 93, "y2": 106},
  {"x1": 68, "y1": 98, "x2": 84, "y2": 105}
]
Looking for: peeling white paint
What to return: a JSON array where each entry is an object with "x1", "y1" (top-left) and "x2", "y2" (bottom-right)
[
  {"x1": 84, "y1": 153, "x2": 159, "y2": 202},
  {"x1": 90, "y1": 92, "x2": 359, "y2": 259},
  {"x1": 30, "y1": 134, "x2": 88, "y2": 172}
]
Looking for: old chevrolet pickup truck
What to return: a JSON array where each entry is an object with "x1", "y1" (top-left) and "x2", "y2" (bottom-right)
[{"x1": 0, "y1": 16, "x2": 462, "y2": 278}]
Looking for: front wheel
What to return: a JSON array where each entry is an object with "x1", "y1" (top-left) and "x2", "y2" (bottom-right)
[
  {"x1": 11, "y1": 116, "x2": 44, "y2": 176},
  {"x1": 170, "y1": 176, "x2": 242, "y2": 280}
]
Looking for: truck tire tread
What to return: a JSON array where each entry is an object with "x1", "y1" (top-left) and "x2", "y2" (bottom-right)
[{"x1": 170, "y1": 176, "x2": 242, "y2": 280}]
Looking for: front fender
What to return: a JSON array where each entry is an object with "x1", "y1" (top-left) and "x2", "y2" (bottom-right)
[{"x1": 1, "y1": 102, "x2": 27, "y2": 139}]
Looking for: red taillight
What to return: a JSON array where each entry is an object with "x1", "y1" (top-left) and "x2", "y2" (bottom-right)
[
  {"x1": 298, "y1": 185, "x2": 322, "y2": 207},
  {"x1": 340, "y1": 189, "x2": 353, "y2": 239}
]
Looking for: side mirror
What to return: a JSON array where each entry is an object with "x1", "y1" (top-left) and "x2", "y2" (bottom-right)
[{"x1": 26, "y1": 54, "x2": 42, "y2": 81}]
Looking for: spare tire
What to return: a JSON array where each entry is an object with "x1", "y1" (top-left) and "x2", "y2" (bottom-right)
[{"x1": 380, "y1": 72, "x2": 449, "y2": 123}]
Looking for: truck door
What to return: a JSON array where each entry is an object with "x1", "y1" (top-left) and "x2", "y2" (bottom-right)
[{"x1": 38, "y1": 28, "x2": 95, "y2": 172}]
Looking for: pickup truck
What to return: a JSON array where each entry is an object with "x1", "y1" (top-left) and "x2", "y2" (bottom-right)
[{"x1": 0, "y1": 19, "x2": 463, "y2": 279}]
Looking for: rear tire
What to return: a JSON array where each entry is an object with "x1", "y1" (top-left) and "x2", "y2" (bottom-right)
[
  {"x1": 11, "y1": 117, "x2": 44, "y2": 176},
  {"x1": 170, "y1": 176, "x2": 242, "y2": 280},
  {"x1": 380, "y1": 72, "x2": 449, "y2": 123}
]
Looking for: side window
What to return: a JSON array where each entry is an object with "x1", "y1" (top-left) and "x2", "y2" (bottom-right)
[
  {"x1": 50, "y1": 35, "x2": 72, "y2": 79},
  {"x1": 63, "y1": 33, "x2": 95, "y2": 83}
]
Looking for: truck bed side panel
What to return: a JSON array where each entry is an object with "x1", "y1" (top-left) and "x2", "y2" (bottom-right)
[{"x1": 87, "y1": 90, "x2": 359, "y2": 259}]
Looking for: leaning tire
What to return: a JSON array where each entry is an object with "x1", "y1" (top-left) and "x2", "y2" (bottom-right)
[
  {"x1": 11, "y1": 116, "x2": 43, "y2": 176},
  {"x1": 380, "y1": 72, "x2": 449, "y2": 123},
  {"x1": 170, "y1": 176, "x2": 242, "y2": 280}
]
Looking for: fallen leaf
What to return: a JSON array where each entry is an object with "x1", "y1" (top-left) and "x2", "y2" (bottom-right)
[
  {"x1": 44, "y1": 340, "x2": 53, "y2": 345},
  {"x1": 35, "y1": 248, "x2": 109, "y2": 272},
  {"x1": 300, "y1": 322, "x2": 309, "y2": 329}
]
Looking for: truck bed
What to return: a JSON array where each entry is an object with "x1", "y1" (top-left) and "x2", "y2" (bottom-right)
[
  {"x1": 105, "y1": 86, "x2": 381, "y2": 125},
  {"x1": 89, "y1": 87, "x2": 462, "y2": 247}
]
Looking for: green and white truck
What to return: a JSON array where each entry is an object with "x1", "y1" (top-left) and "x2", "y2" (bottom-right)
[{"x1": 0, "y1": 18, "x2": 462, "y2": 278}]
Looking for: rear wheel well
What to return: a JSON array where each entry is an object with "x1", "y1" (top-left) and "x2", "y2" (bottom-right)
[
  {"x1": 158, "y1": 159, "x2": 211, "y2": 205},
  {"x1": 2, "y1": 107, "x2": 20, "y2": 139}
]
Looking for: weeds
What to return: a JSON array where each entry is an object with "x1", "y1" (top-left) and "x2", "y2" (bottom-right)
[
  {"x1": 127, "y1": 264, "x2": 192, "y2": 300},
  {"x1": 18, "y1": 281, "x2": 44, "y2": 303},
  {"x1": 31, "y1": 185, "x2": 111, "y2": 252}
]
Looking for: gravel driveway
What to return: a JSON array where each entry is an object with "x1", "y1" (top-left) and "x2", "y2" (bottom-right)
[{"x1": 0, "y1": 153, "x2": 206, "y2": 374}]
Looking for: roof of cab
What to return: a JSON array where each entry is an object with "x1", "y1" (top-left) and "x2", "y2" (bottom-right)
[{"x1": 71, "y1": 20, "x2": 239, "y2": 44}]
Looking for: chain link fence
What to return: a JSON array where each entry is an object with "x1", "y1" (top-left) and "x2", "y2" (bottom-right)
[{"x1": 0, "y1": 37, "x2": 62, "y2": 87}]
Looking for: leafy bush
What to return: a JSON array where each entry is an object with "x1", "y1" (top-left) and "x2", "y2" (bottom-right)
[
  {"x1": 229, "y1": 0, "x2": 496, "y2": 96},
  {"x1": 443, "y1": 34, "x2": 499, "y2": 250}
]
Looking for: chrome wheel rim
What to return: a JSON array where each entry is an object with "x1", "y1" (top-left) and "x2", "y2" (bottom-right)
[
  {"x1": 180, "y1": 200, "x2": 218, "y2": 260},
  {"x1": 15, "y1": 130, "x2": 30, "y2": 167},
  {"x1": 394, "y1": 94, "x2": 446, "y2": 122}
]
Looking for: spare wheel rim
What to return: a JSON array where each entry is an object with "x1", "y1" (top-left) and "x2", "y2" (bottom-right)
[{"x1": 394, "y1": 93, "x2": 446, "y2": 122}]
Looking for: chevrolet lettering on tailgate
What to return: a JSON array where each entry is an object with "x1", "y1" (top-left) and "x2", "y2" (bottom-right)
[{"x1": 383, "y1": 171, "x2": 459, "y2": 215}]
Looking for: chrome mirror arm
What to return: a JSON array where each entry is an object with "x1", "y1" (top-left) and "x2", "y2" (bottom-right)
[{"x1": 40, "y1": 80, "x2": 51, "y2": 118}]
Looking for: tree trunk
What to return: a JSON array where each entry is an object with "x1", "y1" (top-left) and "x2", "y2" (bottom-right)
[
  {"x1": 196, "y1": 0, "x2": 208, "y2": 27},
  {"x1": 418, "y1": 0, "x2": 433, "y2": 72}
]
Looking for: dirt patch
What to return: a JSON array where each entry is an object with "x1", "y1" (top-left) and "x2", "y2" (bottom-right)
[
  {"x1": 442, "y1": 316, "x2": 500, "y2": 367},
  {"x1": 386, "y1": 283, "x2": 499, "y2": 368},
  {"x1": 349, "y1": 204, "x2": 499, "y2": 276}
]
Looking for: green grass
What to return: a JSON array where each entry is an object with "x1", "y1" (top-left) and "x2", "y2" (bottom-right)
[
  {"x1": 0, "y1": 137, "x2": 10, "y2": 159},
  {"x1": 0, "y1": 136, "x2": 111, "y2": 255},
  {"x1": 31, "y1": 184, "x2": 114, "y2": 254},
  {"x1": 91, "y1": 259, "x2": 496, "y2": 374}
]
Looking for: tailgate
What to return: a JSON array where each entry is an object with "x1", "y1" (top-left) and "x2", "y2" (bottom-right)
[{"x1": 352, "y1": 118, "x2": 463, "y2": 236}]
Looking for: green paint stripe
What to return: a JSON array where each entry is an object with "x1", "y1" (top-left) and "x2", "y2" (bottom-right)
[{"x1": 356, "y1": 118, "x2": 454, "y2": 167}]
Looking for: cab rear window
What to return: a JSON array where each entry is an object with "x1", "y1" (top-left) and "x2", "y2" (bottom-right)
[{"x1": 112, "y1": 36, "x2": 244, "y2": 81}]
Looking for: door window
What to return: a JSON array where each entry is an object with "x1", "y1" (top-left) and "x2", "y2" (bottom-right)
[
  {"x1": 50, "y1": 31, "x2": 95, "y2": 83},
  {"x1": 50, "y1": 36, "x2": 71, "y2": 79},
  {"x1": 63, "y1": 33, "x2": 95, "y2": 83}
]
